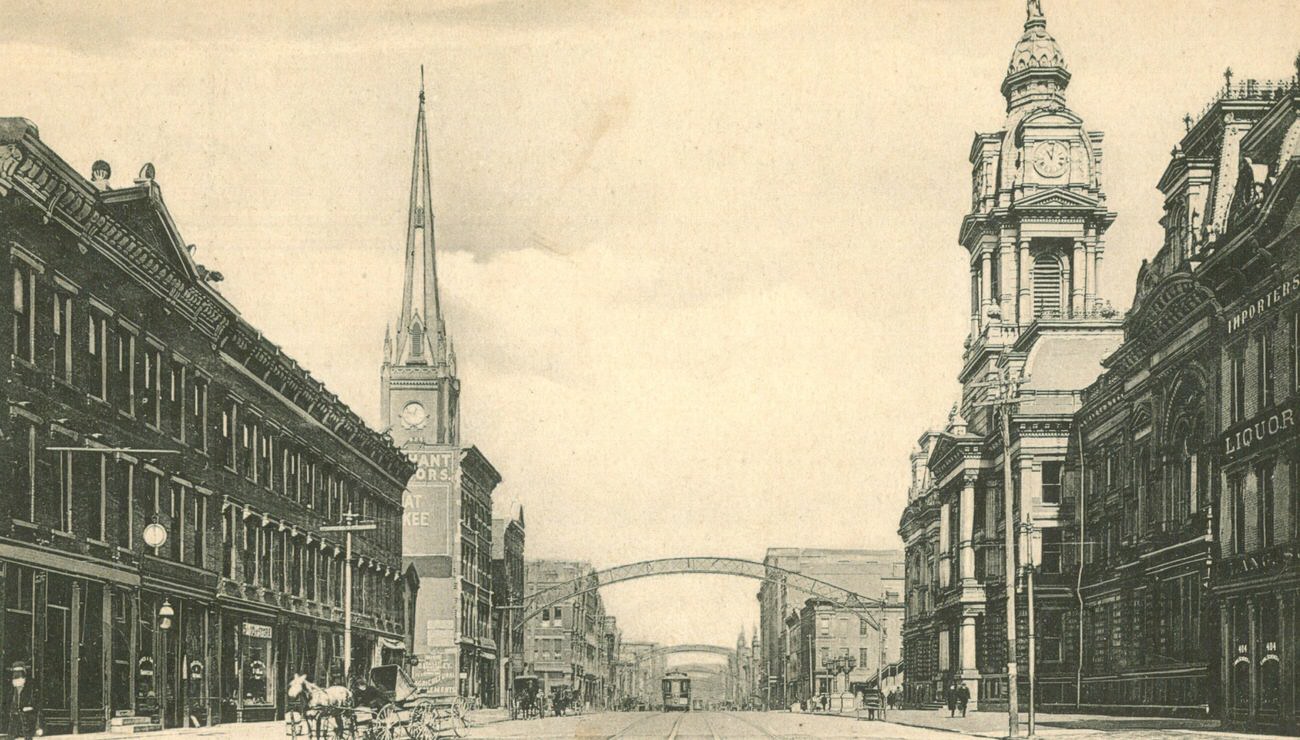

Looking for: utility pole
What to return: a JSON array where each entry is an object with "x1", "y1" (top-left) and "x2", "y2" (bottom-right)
[
  {"x1": 1024, "y1": 523, "x2": 1038, "y2": 739},
  {"x1": 877, "y1": 593, "x2": 886, "y2": 721},
  {"x1": 322, "y1": 510, "x2": 377, "y2": 680},
  {"x1": 973, "y1": 364, "x2": 1027, "y2": 738}
]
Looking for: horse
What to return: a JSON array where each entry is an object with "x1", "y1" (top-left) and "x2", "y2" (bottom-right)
[{"x1": 287, "y1": 674, "x2": 353, "y2": 739}]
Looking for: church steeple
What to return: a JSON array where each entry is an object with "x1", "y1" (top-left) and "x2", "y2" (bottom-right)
[
  {"x1": 380, "y1": 71, "x2": 459, "y2": 446},
  {"x1": 391, "y1": 67, "x2": 448, "y2": 368}
]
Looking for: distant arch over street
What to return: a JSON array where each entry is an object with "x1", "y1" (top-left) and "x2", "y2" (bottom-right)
[
  {"x1": 628, "y1": 644, "x2": 736, "y2": 665},
  {"x1": 519, "y1": 556, "x2": 885, "y2": 629}
]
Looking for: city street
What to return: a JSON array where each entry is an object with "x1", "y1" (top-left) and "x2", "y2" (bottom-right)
[{"x1": 463, "y1": 711, "x2": 960, "y2": 739}]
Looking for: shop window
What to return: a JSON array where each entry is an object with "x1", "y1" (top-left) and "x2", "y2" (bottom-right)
[
  {"x1": 78, "y1": 582, "x2": 105, "y2": 718},
  {"x1": 110, "y1": 591, "x2": 133, "y2": 713},
  {"x1": 137, "y1": 595, "x2": 157, "y2": 714},
  {"x1": 3, "y1": 566, "x2": 34, "y2": 696},
  {"x1": 12, "y1": 263, "x2": 33, "y2": 362},
  {"x1": 241, "y1": 624, "x2": 274, "y2": 706},
  {"x1": 43, "y1": 575, "x2": 71, "y2": 712}
]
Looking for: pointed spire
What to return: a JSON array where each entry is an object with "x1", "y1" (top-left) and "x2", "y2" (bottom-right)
[
  {"x1": 393, "y1": 69, "x2": 444, "y2": 365},
  {"x1": 383, "y1": 324, "x2": 392, "y2": 364}
]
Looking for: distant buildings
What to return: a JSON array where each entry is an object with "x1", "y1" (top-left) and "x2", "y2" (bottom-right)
[
  {"x1": 381, "y1": 85, "x2": 503, "y2": 706},
  {"x1": 756, "y1": 548, "x2": 904, "y2": 708},
  {"x1": 522, "y1": 559, "x2": 619, "y2": 708},
  {"x1": 491, "y1": 511, "x2": 525, "y2": 708},
  {"x1": 896, "y1": 1, "x2": 1300, "y2": 734}
]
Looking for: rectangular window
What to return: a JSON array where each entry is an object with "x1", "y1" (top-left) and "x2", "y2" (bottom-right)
[
  {"x1": 1293, "y1": 312, "x2": 1299, "y2": 393},
  {"x1": 52, "y1": 292, "x2": 72, "y2": 383},
  {"x1": 86, "y1": 310, "x2": 106, "y2": 399},
  {"x1": 138, "y1": 345, "x2": 161, "y2": 426},
  {"x1": 168, "y1": 482, "x2": 182, "y2": 561},
  {"x1": 1040, "y1": 527, "x2": 1062, "y2": 574},
  {"x1": 165, "y1": 360, "x2": 184, "y2": 439},
  {"x1": 1259, "y1": 331, "x2": 1275, "y2": 409},
  {"x1": 1258, "y1": 461, "x2": 1275, "y2": 550},
  {"x1": 240, "y1": 415, "x2": 257, "y2": 480},
  {"x1": 1041, "y1": 461, "x2": 1063, "y2": 504},
  {"x1": 1231, "y1": 474, "x2": 1247, "y2": 555},
  {"x1": 188, "y1": 376, "x2": 207, "y2": 450},
  {"x1": 56, "y1": 450, "x2": 73, "y2": 532},
  {"x1": 1231, "y1": 352, "x2": 1247, "y2": 423},
  {"x1": 190, "y1": 492, "x2": 205, "y2": 568},
  {"x1": 109, "y1": 327, "x2": 134, "y2": 412},
  {"x1": 14, "y1": 419, "x2": 35, "y2": 522},
  {"x1": 1040, "y1": 611, "x2": 1062, "y2": 662},
  {"x1": 221, "y1": 399, "x2": 238, "y2": 470},
  {"x1": 12, "y1": 263, "x2": 33, "y2": 362},
  {"x1": 260, "y1": 429, "x2": 274, "y2": 491},
  {"x1": 554, "y1": 607, "x2": 563, "y2": 628}
]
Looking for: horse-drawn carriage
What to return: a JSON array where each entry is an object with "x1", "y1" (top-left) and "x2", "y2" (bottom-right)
[
  {"x1": 287, "y1": 666, "x2": 470, "y2": 740},
  {"x1": 510, "y1": 675, "x2": 541, "y2": 720}
]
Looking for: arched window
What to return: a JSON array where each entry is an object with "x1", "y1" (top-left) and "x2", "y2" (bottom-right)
[{"x1": 1033, "y1": 252, "x2": 1064, "y2": 318}]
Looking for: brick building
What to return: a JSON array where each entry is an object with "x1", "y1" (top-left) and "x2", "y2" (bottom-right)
[
  {"x1": 0, "y1": 118, "x2": 412, "y2": 734},
  {"x1": 490, "y1": 510, "x2": 525, "y2": 709}
]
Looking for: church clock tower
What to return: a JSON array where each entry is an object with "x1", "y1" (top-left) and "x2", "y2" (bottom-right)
[
  {"x1": 381, "y1": 78, "x2": 499, "y2": 700},
  {"x1": 381, "y1": 79, "x2": 459, "y2": 447}
]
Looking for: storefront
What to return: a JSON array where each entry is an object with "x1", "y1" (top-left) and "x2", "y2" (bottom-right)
[
  {"x1": 0, "y1": 557, "x2": 138, "y2": 735},
  {"x1": 220, "y1": 617, "x2": 278, "y2": 723}
]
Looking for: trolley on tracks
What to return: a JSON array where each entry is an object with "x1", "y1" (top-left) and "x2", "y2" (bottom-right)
[{"x1": 661, "y1": 671, "x2": 691, "y2": 712}]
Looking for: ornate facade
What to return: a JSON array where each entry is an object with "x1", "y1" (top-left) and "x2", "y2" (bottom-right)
[
  {"x1": 899, "y1": 0, "x2": 1124, "y2": 711},
  {"x1": 0, "y1": 118, "x2": 412, "y2": 734}
]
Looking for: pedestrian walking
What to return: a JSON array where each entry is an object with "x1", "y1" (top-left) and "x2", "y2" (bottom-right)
[
  {"x1": 945, "y1": 682, "x2": 957, "y2": 718},
  {"x1": 956, "y1": 682, "x2": 970, "y2": 718},
  {"x1": 8, "y1": 662, "x2": 35, "y2": 740}
]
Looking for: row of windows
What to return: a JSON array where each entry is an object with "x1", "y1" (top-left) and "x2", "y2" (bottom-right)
[
  {"x1": 11, "y1": 258, "x2": 401, "y2": 555},
  {"x1": 1229, "y1": 454, "x2": 1300, "y2": 556},
  {"x1": 1228, "y1": 313, "x2": 1300, "y2": 423}
]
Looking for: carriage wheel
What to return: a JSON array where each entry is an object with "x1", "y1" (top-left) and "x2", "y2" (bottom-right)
[
  {"x1": 409, "y1": 700, "x2": 440, "y2": 740},
  {"x1": 286, "y1": 710, "x2": 307, "y2": 740},
  {"x1": 446, "y1": 698, "x2": 469, "y2": 738}
]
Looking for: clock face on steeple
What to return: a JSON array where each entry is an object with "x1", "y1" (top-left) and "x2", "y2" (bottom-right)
[
  {"x1": 401, "y1": 401, "x2": 428, "y2": 429},
  {"x1": 1032, "y1": 141, "x2": 1070, "y2": 178}
]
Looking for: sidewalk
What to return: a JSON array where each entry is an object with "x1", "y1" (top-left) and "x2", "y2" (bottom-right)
[
  {"x1": 44, "y1": 708, "x2": 510, "y2": 740},
  {"x1": 821, "y1": 707, "x2": 1291, "y2": 739}
]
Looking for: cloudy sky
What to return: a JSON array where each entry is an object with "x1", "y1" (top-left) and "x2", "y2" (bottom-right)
[{"x1": 5, "y1": 0, "x2": 1298, "y2": 649}]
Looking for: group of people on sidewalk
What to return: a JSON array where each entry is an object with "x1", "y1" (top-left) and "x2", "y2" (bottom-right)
[{"x1": 944, "y1": 681, "x2": 971, "y2": 718}]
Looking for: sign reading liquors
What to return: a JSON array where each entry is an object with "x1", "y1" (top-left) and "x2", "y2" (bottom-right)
[
  {"x1": 1221, "y1": 402, "x2": 1298, "y2": 460},
  {"x1": 1225, "y1": 272, "x2": 1300, "y2": 335}
]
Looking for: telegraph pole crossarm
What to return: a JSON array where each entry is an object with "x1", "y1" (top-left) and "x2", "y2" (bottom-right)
[{"x1": 321, "y1": 510, "x2": 378, "y2": 680}]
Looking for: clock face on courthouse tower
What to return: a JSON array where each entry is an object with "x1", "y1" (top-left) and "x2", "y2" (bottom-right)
[
  {"x1": 401, "y1": 401, "x2": 428, "y2": 429},
  {"x1": 1032, "y1": 141, "x2": 1069, "y2": 178}
]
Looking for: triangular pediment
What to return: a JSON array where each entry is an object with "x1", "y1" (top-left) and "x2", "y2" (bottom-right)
[
  {"x1": 100, "y1": 183, "x2": 201, "y2": 281},
  {"x1": 1012, "y1": 186, "x2": 1100, "y2": 210}
]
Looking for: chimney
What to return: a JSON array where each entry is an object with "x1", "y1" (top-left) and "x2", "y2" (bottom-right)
[{"x1": 90, "y1": 160, "x2": 112, "y2": 191}]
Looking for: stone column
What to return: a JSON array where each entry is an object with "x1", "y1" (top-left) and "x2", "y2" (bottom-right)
[
  {"x1": 998, "y1": 237, "x2": 1015, "y2": 322},
  {"x1": 1017, "y1": 239, "x2": 1032, "y2": 325},
  {"x1": 1084, "y1": 241, "x2": 1097, "y2": 314},
  {"x1": 1070, "y1": 240, "x2": 1085, "y2": 317},
  {"x1": 960, "y1": 614, "x2": 979, "y2": 708},
  {"x1": 960, "y1": 476, "x2": 976, "y2": 583},
  {"x1": 980, "y1": 249, "x2": 993, "y2": 327},
  {"x1": 939, "y1": 502, "x2": 952, "y2": 589}
]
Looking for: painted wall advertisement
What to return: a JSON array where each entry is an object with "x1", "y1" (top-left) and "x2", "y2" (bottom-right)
[
  {"x1": 402, "y1": 446, "x2": 457, "y2": 556},
  {"x1": 410, "y1": 645, "x2": 460, "y2": 694}
]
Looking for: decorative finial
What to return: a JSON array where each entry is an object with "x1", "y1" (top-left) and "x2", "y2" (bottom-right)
[
  {"x1": 1026, "y1": 0, "x2": 1044, "y2": 21},
  {"x1": 1183, "y1": 113, "x2": 1193, "y2": 132},
  {"x1": 1224, "y1": 67, "x2": 1234, "y2": 90},
  {"x1": 420, "y1": 64, "x2": 425, "y2": 103}
]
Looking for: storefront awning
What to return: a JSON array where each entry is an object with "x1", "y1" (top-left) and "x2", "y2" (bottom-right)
[
  {"x1": 379, "y1": 637, "x2": 406, "y2": 651},
  {"x1": 0, "y1": 542, "x2": 139, "y2": 587}
]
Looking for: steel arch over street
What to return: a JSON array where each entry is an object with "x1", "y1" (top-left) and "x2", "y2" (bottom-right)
[
  {"x1": 628, "y1": 644, "x2": 736, "y2": 664},
  {"x1": 519, "y1": 556, "x2": 884, "y2": 629}
]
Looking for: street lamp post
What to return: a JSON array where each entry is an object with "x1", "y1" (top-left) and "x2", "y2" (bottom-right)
[
  {"x1": 321, "y1": 510, "x2": 377, "y2": 681},
  {"x1": 1019, "y1": 522, "x2": 1042, "y2": 739},
  {"x1": 158, "y1": 599, "x2": 175, "y2": 730},
  {"x1": 974, "y1": 364, "x2": 1027, "y2": 738}
]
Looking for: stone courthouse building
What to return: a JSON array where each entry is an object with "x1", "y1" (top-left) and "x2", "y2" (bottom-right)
[
  {"x1": 0, "y1": 118, "x2": 413, "y2": 734},
  {"x1": 899, "y1": 2, "x2": 1300, "y2": 733}
]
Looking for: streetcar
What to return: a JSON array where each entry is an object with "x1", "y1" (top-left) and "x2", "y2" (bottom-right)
[{"x1": 661, "y1": 671, "x2": 691, "y2": 712}]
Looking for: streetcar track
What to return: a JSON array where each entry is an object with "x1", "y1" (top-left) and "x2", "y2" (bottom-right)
[
  {"x1": 663, "y1": 712, "x2": 686, "y2": 740},
  {"x1": 716, "y1": 711, "x2": 780, "y2": 739},
  {"x1": 607, "y1": 711, "x2": 680, "y2": 740}
]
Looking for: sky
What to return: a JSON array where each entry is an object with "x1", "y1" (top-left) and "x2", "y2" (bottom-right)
[{"x1": 4, "y1": 0, "x2": 1299, "y2": 650}]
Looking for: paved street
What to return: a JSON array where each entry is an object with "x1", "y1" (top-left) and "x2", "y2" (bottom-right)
[{"x1": 462, "y1": 710, "x2": 965, "y2": 738}]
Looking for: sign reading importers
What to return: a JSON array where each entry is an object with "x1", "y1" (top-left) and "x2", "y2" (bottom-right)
[{"x1": 1221, "y1": 401, "x2": 1298, "y2": 461}]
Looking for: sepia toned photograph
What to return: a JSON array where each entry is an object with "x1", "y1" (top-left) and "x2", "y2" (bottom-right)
[{"x1": 2, "y1": 0, "x2": 1299, "y2": 738}]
